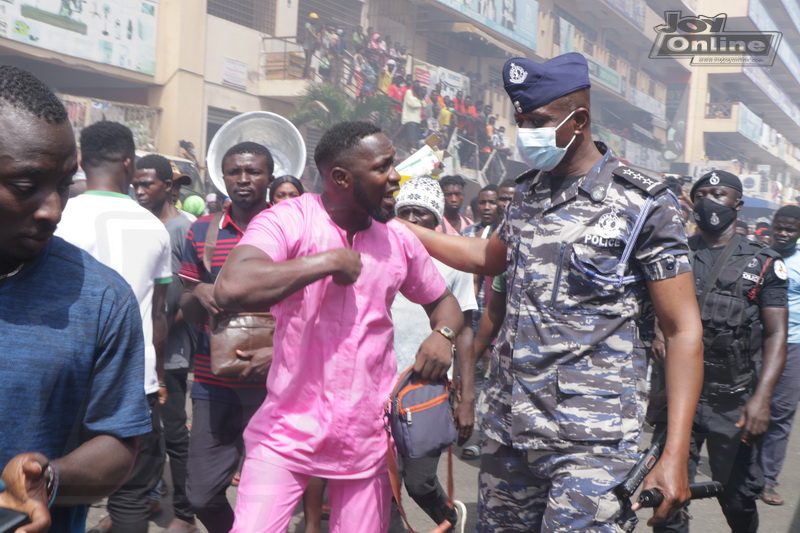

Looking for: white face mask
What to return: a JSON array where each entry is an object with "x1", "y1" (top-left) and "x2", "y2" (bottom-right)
[{"x1": 515, "y1": 110, "x2": 577, "y2": 171}]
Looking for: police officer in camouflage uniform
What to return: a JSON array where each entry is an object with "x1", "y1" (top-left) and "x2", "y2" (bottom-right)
[
  {"x1": 650, "y1": 171, "x2": 788, "y2": 533},
  {"x1": 401, "y1": 52, "x2": 704, "y2": 532}
]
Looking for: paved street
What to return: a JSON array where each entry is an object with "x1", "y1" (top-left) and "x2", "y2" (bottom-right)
[{"x1": 87, "y1": 388, "x2": 800, "y2": 532}]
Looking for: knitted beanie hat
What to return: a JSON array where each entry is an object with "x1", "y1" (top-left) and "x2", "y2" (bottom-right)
[{"x1": 394, "y1": 176, "x2": 445, "y2": 225}]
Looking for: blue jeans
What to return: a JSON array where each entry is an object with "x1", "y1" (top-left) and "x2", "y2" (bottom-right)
[{"x1": 759, "y1": 343, "x2": 800, "y2": 486}]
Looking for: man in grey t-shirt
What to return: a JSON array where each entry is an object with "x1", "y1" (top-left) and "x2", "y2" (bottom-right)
[{"x1": 134, "y1": 154, "x2": 198, "y2": 533}]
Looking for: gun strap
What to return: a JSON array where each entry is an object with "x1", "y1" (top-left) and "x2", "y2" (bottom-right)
[{"x1": 695, "y1": 234, "x2": 741, "y2": 311}]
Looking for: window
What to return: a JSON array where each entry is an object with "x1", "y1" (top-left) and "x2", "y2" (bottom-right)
[
  {"x1": 605, "y1": 38, "x2": 628, "y2": 61},
  {"x1": 427, "y1": 42, "x2": 447, "y2": 68},
  {"x1": 583, "y1": 39, "x2": 594, "y2": 56},
  {"x1": 208, "y1": 0, "x2": 276, "y2": 34},
  {"x1": 552, "y1": 14, "x2": 560, "y2": 45},
  {"x1": 488, "y1": 65, "x2": 502, "y2": 87},
  {"x1": 554, "y1": 7, "x2": 597, "y2": 41},
  {"x1": 298, "y1": 0, "x2": 364, "y2": 35}
]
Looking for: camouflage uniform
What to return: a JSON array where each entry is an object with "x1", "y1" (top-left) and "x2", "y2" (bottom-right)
[{"x1": 478, "y1": 147, "x2": 691, "y2": 532}]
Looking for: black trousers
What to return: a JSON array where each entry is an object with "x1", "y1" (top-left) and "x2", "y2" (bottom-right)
[
  {"x1": 399, "y1": 452, "x2": 457, "y2": 528},
  {"x1": 161, "y1": 371, "x2": 193, "y2": 523},
  {"x1": 186, "y1": 398, "x2": 260, "y2": 533},
  {"x1": 107, "y1": 393, "x2": 165, "y2": 533},
  {"x1": 653, "y1": 392, "x2": 763, "y2": 533}
]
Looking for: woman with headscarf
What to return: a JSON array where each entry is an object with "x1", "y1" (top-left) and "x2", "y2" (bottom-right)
[{"x1": 366, "y1": 32, "x2": 384, "y2": 65}]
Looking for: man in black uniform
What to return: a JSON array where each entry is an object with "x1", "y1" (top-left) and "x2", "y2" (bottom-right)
[{"x1": 652, "y1": 170, "x2": 788, "y2": 533}]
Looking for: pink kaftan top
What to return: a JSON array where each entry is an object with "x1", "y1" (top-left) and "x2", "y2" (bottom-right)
[{"x1": 237, "y1": 193, "x2": 446, "y2": 478}]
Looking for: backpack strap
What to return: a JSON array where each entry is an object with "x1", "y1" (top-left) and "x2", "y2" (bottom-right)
[{"x1": 202, "y1": 212, "x2": 224, "y2": 280}]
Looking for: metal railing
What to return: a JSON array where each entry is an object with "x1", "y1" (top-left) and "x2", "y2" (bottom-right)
[
  {"x1": 705, "y1": 102, "x2": 734, "y2": 119},
  {"x1": 259, "y1": 36, "x2": 357, "y2": 100},
  {"x1": 259, "y1": 36, "x2": 305, "y2": 80}
]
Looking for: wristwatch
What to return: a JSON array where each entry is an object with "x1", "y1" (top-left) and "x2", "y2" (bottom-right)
[{"x1": 436, "y1": 326, "x2": 456, "y2": 344}]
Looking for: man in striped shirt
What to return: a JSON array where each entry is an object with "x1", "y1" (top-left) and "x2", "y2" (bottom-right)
[{"x1": 178, "y1": 141, "x2": 273, "y2": 533}]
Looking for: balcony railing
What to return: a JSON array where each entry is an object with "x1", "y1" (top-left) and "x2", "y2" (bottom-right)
[
  {"x1": 706, "y1": 102, "x2": 734, "y2": 119},
  {"x1": 259, "y1": 36, "x2": 358, "y2": 100},
  {"x1": 260, "y1": 36, "x2": 306, "y2": 81}
]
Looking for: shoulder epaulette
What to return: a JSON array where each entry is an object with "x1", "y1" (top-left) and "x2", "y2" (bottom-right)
[
  {"x1": 612, "y1": 166, "x2": 668, "y2": 196},
  {"x1": 755, "y1": 243, "x2": 782, "y2": 260},
  {"x1": 739, "y1": 237, "x2": 766, "y2": 253}
]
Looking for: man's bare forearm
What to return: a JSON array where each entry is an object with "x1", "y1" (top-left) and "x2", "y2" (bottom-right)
[
  {"x1": 455, "y1": 311, "x2": 476, "y2": 395},
  {"x1": 662, "y1": 330, "x2": 703, "y2": 460},
  {"x1": 423, "y1": 290, "x2": 464, "y2": 337},
  {"x1": 215, "y1": 246, "x2": 357, "y2": 311},
  {"x1": 752, "y1": 308, "x2": 788, "y2": 402},
  {"x1": 648, "y1": 273, "x2": 703, "y2": 463},
  {"x1": 473, "y1": 290, "x2": 506, "y2": 365},
  {"x1": 153, "y1": 313, "x2": 167, "y2": 381},
  {"x1": 53, "y1": 435, "x2": 137, "y2": 505},
  {"x1": 635, "y1": 273, "x2": 703, "y2": 522},
  {"x1": 152, "y1": 284, "x2": 168, "y2": 382},
  {"x1": 179, "y1": 282, "x2": 210, "y2": 324}
]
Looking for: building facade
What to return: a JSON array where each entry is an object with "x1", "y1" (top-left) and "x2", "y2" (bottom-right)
[{"x1": 1, "y1": 0, "x2": 796, "y2": 206}]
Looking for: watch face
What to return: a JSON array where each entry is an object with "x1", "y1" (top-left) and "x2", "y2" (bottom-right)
[{"x1": 439, "y1": 327, "x2": 455, "y2": 341}]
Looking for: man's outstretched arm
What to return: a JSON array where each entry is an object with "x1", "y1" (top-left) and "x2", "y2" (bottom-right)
[
  {"x1": 634, "y1": 271, "x2": 703, "y2": 526},
  {"x1": 215, "y1": 244, "x2": 363, "y2": 312},
  {"x1": 399, "y1": 220, "x2": 508, "y2": 276}
]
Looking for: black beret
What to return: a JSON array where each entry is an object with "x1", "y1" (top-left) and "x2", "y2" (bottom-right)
[{"x1": 690, "y1": 170, "x2": 743, "y2": 200}]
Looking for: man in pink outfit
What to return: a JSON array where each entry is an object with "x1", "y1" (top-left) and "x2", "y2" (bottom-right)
[{"x1": 215, "y1": 121, "x2": 463, "y2": 532}]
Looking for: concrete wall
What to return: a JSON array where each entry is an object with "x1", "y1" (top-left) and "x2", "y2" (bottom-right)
[{"x1": 151, "y1": 0, "x2": 208, "y2": 157}]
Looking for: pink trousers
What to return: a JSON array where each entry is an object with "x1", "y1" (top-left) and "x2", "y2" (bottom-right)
[{"x1": 230, "y1": 453, "x2": 392, "y2": 532}]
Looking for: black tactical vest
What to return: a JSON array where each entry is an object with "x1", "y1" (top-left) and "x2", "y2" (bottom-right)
[{"x1": 692, "y1": 240, "x2": 769, "y2": 390}]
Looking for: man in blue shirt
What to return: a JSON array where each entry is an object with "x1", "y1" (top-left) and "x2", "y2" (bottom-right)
[
  {"x1": 0, "y1": 66, "x2": 151, "y2": 533},
  {"x1": 759, "y1": 205, "x2": 800, "y2": 506}
]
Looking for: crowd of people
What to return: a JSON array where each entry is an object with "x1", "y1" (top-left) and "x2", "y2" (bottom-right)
[
  {"x1": 301, "y1": 14, "x2": 512, "y2": 180},
  {"x1": 3, "y1": 49, "x2": 800, "y2": 533},
  {"x1": 301, "y1": 14, "x2": 411, "y2": 98},
  {"x1": 390, "y1": 82, "x2": 513, "y2": 182}
]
